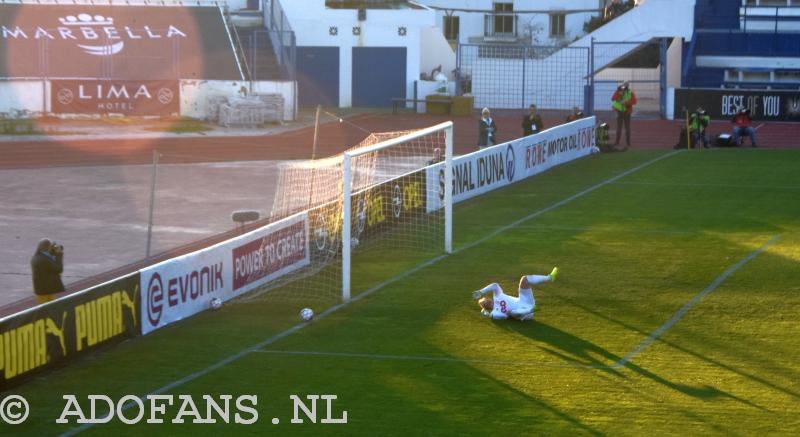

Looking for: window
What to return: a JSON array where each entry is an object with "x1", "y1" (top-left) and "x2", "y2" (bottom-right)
[
  {"x1": 444, "y1": 15, "x2": 460, "y2": 41},
  {"x1": 493, "y1": 2, "x2": 514, "y2": 35},
  {"x1": 550, "y1": 13, "x2": 565, "y2": 38}
]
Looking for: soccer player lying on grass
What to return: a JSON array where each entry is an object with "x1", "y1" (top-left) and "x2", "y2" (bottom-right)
[{"x1": 472, "y1": 268, "x2": 557, "y2": 321}]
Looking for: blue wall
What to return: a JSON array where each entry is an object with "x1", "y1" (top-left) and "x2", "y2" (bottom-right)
[
  {"x1": 352, "y1": 47, "x2": 407, "y2": 108},
  {"x1": 297, "y1": 46, "x2": 340, "y2": 108}
]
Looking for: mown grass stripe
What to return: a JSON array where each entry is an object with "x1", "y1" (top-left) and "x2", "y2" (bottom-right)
[{"x1": 613, "y1": 235, "x2": 780, "y2": 369}]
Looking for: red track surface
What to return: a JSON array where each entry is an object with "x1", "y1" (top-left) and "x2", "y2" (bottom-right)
[{"x1": 3, "y1": 114, "x2": 798, "y2": 170}]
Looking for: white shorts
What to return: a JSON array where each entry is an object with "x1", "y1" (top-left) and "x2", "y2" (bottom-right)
[{"x1": 518, "y1": 288, "x2": 535, "y2": 310}]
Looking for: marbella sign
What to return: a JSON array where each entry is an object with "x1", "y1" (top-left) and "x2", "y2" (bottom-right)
[{"x1": 0, "y1": 4, "x2": 241, "y2": 80}]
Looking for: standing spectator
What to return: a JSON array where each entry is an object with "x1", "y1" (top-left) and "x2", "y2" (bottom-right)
[
  {"x1": 521, "y1": 104, "x2": 544, "y2": 137},
  {"x1": 31, "y1": 238, "x2": 65, "y2": 305},
  {"x1": 605, "y1": 0, "x2": 625, "y2": 20},
  {"x1": 611, "y1": 80, "x2": 637, "y2": 148},
  {"x1": 565, "y1": 106, "x2": 584, "y2": 124},
  {"x1": 478, "y1": 108, "x2": 498, "y2": 149},
  {"x1": 732, "y1": 106, "x2": 757, "y2": 147}
]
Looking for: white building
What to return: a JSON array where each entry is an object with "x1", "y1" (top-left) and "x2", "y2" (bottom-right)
[
  {"x1": 281, "y1": 0, "x2": 446, "y2": 108},
  {"x1": 414, "y1": 0, "x2": 605, "y2": 46}
]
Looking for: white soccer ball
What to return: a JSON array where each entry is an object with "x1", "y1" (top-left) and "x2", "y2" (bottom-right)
[
  {"x1": 210, "y1": 298, "x2": 222, "y2": 310},
  {"x1": 590, "y1": 146, "x2": 600, "y2": 154},
  {"x1": 300, "y1": 308, "x2": 314, "y2": 322},
  {"x1": 350, "y1": 237, "x2": 359, "y2": 249}
]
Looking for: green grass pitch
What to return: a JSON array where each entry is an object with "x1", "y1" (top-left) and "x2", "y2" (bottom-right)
[{"x1": 4, "y1": 149, "x2": 800, "y2": 436}]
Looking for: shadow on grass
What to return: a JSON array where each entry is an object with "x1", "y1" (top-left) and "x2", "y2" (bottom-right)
[
  {"x1": 501, "y1": 319, "x2": 764, "y2": 407},
  {"x1": 501, "y1": 320, "x2": 623, "y2": 370},
  {"x1": 552, "y1": 266, "x2": 799, "y2": 406}
]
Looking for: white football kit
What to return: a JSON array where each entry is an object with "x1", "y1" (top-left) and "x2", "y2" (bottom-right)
[
  {"x1": 477, "y1": 274, "x2": 552, "y2": 320},
  {"x1": 480, "y1": 283, "x2": 535, "y2": 320}
]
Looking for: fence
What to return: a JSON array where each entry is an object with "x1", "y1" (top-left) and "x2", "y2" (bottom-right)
[
  {"x1": 590, "y1": 39, "x2": 667, "y2": 117},
  {"x1": 266, "y1": 0, "x2": 296, "y2": 82},
  {"x1": 456, "y1": 43, "x2": 590, "y2": 116},
  {"x1": 457, "y1": 39, "x2": 669, "y2": 118}
]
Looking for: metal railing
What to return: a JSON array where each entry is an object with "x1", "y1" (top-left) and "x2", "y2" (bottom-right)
[
  {"x1": 741, "y1": 5, "x2": 800, "y2": 32},
  {"x1": 221, "y1": 5, "x2": 251, "y2": 81},
  {"x1": 456, "y1": 43, "x2": 590, "y2": 114},
  {"x1": 266, "y1": 0, "x2": 296, "y2": 81},
  {"x1": 483, "y1": 13, "x2": 519, "y2": 38}
]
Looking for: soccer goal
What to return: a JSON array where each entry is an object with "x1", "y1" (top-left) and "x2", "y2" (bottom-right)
[{"x1": 238, "y1": 122, "x2": 453, "y2": 304}]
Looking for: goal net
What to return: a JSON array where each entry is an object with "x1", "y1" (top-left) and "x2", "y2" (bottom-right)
[{"x1": 236, "y1": 122, "x2": 453, "y2": 304}]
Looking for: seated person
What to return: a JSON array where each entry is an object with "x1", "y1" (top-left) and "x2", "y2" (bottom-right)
[
  {"x1": 731, "y1": 107, "x2": 757, "y2": 148},
  {"x1": 565, "y1": 106, "x2": 584, "y2": 123}
]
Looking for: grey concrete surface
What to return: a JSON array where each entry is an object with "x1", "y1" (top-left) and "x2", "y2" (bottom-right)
[{"x1": 0, "y1": 160, "x2": 282, "y2": 307}]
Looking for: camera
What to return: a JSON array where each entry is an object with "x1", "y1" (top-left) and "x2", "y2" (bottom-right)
[
  {"x1": 576, "y1": 111, "x2": 584, "y2": 117},
  {"x1": 599, "y1": 123, "x2": 609, "y2": 131},
  {"x1": 51, "y1": 242, "x2": 64, "y2": 253},
  {"x1": 697, "y1": 110, "x2": 706, "y2": 116},
  {"x1": 617, "y1": 85, "x2": 628, "y2": 91},
  {"x1": 740, "y1": 107, "x2": 750, "y2": 115}
]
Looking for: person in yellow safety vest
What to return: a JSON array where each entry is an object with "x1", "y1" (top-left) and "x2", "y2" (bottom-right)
[
  {"x1": 690, "y1": 106, "x2": 712, "y2": 148},
  {"x1": 611, "y1": 80, "x2": 636, "y2": 149},
  {"x1": 595, "y1": 121, "x2": 626, "y2": 153}
]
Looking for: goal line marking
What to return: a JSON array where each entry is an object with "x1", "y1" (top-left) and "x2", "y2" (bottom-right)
[
  {"x1": 59, "y1": 151, "x2": 681, "y2": 436},
  {"x1": 253, "y1": 349, "x2": 611, "y2": 369}
]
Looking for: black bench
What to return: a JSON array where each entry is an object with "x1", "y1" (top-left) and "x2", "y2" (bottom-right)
[{"x1": 392, "y1": 98, "x2": 451, "y2": 115}]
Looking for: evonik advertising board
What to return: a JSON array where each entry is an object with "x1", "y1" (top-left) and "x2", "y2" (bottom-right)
[
  {"x1": 140, "y1": 213, "x2": 309, "y2": 335},
  {"x1": 426, "y1": 117, "x2": 595, "y2": 212}
]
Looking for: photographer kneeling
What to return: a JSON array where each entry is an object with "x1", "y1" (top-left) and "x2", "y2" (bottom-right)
[
  {"x1": 674, "y1": 106, "x2": 712, "y2": 149},
  {"x1": 595, "y1": 121, "x2": 626, "y2": 153},
  {"x1": 31, "y1": 238, "x2": 66, "y2": 305}
]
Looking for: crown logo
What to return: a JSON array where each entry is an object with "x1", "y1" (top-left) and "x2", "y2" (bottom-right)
[{"x1": 58, "y1": 14, "x2": 114, "y2": 26}]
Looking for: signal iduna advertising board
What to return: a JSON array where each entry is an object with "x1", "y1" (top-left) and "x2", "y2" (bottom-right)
[{"x1": 426, "y1": 117, "x2": 595, "y2": 212}]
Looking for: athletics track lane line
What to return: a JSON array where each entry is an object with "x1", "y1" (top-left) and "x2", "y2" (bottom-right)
[{"x1": 59, "y1": 150, "x2": 682, "y2": 436}]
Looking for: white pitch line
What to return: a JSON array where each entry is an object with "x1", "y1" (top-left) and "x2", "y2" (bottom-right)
[
  {"x1": 253, "y1": 350, "x2": 611, "y2": 369},
  {"x1": 514, "y1": 225, "x2": 775, "y2": 237},
  {"x1": 613, "y1": 235, "x2": 780, "y2": 369},
  {"x1": 60, "y1": 150, "x2": 681, "y2": 436},
  {"x1": 611, "y1": 181, "x2": 800, "y2": 190}
]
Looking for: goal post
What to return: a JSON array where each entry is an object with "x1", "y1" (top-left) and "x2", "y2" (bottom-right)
[
  {"x1": 342, "y1": 121, "x2": 453, "y2": 303},
  {"x1": 238, "y1": 122, "x2": 453, "y2": 306}
]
